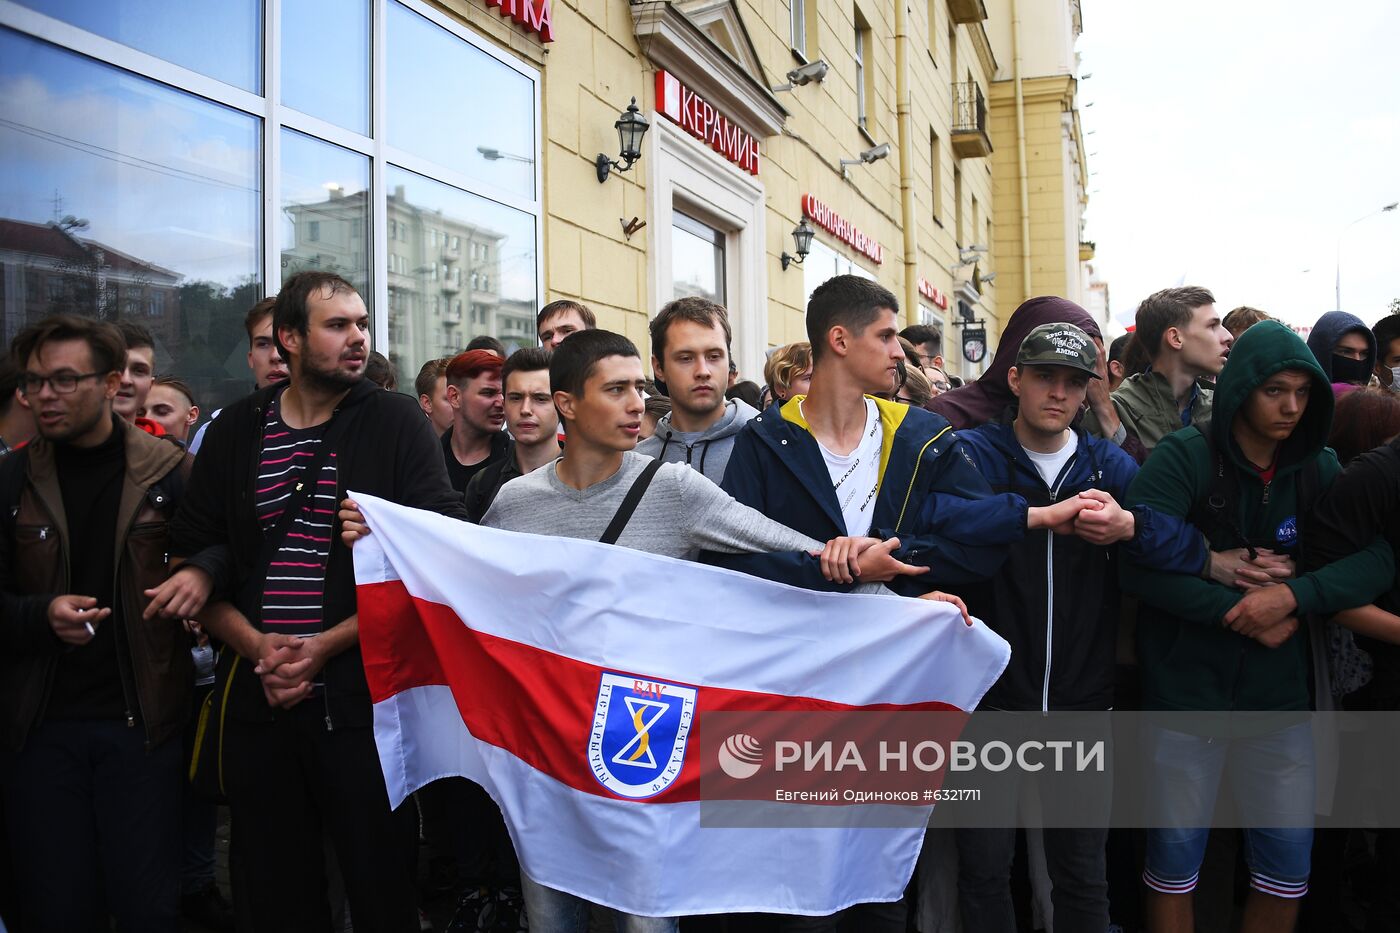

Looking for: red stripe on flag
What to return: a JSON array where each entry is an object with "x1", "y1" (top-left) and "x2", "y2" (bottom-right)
[{"x1": 358, "y1": 579, "x2": 960, "y2": 803}]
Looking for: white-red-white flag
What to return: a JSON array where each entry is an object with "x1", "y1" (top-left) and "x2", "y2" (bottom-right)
[{"x1": 352, "y1": 493, "x2": 1009, "y2": 917}]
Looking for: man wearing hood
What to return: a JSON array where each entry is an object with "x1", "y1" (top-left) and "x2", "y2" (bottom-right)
[
  {"x1": 637, "y1": 297, "x2": 755, "y2": 484},
  {"x1": 1120, "y1": 320, "x2": 1393, "y2": 933},
  {"x1": 1307, "y1": 309, "x2": 1377, "y2": 390}
]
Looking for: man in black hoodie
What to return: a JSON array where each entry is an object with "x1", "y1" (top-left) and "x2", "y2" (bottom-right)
[
  {"x1": 1306, "y1": 310, "x2": 1377, "y2": 389},
  {"x1": 171, "y1": 272, "x2": 466, "y2": 932}
]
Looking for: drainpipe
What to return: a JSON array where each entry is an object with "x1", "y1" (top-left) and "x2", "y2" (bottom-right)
[
  {"x1": 1012, "y1": 0, "x2": 1032, "y2": 302},
  {"x1": 895, "y1": 0, "x2": 918, "y2": 326}
]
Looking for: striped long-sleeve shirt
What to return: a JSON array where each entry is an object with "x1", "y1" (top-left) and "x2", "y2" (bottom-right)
[{"x1": 256, "y1": 398, "x2": 338, "y2": 643}]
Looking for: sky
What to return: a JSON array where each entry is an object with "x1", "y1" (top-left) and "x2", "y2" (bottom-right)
[{"x1": 1077, "y1": 0, "x2": 1400, "y2": 333}]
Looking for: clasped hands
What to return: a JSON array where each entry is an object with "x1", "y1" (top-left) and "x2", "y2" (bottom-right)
[
  {"x1": 253, "y1": 632, "x2": 331, "y2": 709},
  {"x1": 1210, "y1": 547, "x2": 1300, "y2": 649}
]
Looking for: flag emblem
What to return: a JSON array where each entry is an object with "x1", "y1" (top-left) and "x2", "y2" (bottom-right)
[{"x1": 588, "y1": 672, "x2": 697, "y2": 799}]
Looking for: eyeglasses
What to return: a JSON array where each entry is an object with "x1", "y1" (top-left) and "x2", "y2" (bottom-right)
[
  {"x1": 19, "y1": 371, "x2": 106, "y2": 396},
  {"x1": 931, "y1": 380, "x2": 951, "y2": 392}
]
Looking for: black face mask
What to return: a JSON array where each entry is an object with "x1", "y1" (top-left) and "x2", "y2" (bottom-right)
[{"x1": 1330, "y1": 353, "x2": 1372, "y2": 386}]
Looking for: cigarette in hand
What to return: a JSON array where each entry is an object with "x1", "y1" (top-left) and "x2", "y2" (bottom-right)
[{"x1": 84, "y1": 621, "x2": 96, "y2": 637}]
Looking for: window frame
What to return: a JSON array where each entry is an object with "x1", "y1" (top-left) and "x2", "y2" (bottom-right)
[
  {"x1": 0, "y1": 0, "x2": 544, "y2": 359},
  {"x1": 790, "y1": 0, "x2": 806, "y2": 58},
  {"x1": 853, "y1": 12, "x2": 868, "y2": 130}
]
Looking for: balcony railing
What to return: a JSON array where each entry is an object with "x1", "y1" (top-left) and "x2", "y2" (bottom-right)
[{"x1": 950, "y1": 81, "x2": 992, "y2": 158}]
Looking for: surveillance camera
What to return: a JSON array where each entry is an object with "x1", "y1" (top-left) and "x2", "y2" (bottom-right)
[
  {"x1": 860, "y1": 143, "x2": 891, "y2": 163},
  {"x1": 772, "y1": 59, "x2": 830, "y2": 92},
  {"x1": 787, "y1": 60, "x2": 830, "y2": 86}
]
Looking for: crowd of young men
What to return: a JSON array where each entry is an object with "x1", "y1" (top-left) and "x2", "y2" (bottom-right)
[{"x1": 1, "y1": 271, "x2": 1398, "y2": 933}]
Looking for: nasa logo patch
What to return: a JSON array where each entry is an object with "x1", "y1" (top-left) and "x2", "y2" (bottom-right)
[{"x1": 1276, "y1": 516, "x2": 1298, "y2": 547}]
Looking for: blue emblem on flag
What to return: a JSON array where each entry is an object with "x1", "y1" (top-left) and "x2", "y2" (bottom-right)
[
  {"x1": 1276, "y1": 516, "x2": 1298, "y2": 546},
  {"x1": 588, "y1": 672, "x2": 697, "y2": 799}
]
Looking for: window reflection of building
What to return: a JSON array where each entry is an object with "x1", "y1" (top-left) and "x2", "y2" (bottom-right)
[
  {"x1": 1, "y1": 217, "x2": 180, "y2": 347},
  {"x1": 377, "y1": 184, "x2": 531, "y2": 366},
  {"x1": 0, "y1": 215, "x2": 189, "y2": 354},
  {"x1": 2, "y1": 1, "x2": 541, "y2": 411}
]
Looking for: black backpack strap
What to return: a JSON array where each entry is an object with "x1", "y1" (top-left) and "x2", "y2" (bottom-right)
[
  {"x1": 599, "y1": 459, "x2": 663, "y2": 545},
  {"x1": 1185, "y1": 419, "x2": 1256, "y2": 559},
  {"x1": 255, "y1": 404, "x2": 361, "y2": 577}
]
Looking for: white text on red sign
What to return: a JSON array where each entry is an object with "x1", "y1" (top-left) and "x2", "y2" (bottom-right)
[
  {"x1": 656, "y1": 71, "x2": 760, "y2": 175},
  {"x1": 485, "y1": 0, "x2": 554, "y2": 43},
  {"x1": 801, "y1": 195, "x2": 884, "y2": 264},
  {"x1": 917, "y1": 277, "x2": 949, "y2": 309}
]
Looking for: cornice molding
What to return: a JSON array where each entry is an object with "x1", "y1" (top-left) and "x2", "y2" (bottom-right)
[{"x1": 631, "y1": 0, "x2": 787, "y2": 138}]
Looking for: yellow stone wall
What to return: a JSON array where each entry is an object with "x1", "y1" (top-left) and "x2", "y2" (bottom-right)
[
  {"x1": 987, "y1": 74, "x2": 1085, "y2": 312},
  {"x1": 428, "y1": 0, "x2": 1010, "y2": 376}
]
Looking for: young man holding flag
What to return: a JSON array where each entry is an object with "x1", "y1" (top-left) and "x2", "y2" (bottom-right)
[{"x1": 341, "y1": 328, "x2": 971, "y2": 931}]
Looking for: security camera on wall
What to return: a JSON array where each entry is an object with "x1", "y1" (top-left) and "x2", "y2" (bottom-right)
[
  {"x1": 771, "y1": 59, "x2": 830, "y2": 93},
  {"x1": 859, "y1": 143, "x2": 890, "y2": 163}
]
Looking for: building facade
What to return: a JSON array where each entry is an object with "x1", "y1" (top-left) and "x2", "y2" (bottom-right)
[
  {"x1": 0, "y1": 0, "x2": 1089, "y2": 408},
  {"x1": 984, "y1": 0, "x2": 1093, "y2": 313}
]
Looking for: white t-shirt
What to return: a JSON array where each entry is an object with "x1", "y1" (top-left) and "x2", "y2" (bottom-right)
[
  {"x1": 1023, "y1": 430, "x2": 1078, "y2": 490},
  {"x1": 814, "y1": 399, "x2": 884, "y2": 537}
]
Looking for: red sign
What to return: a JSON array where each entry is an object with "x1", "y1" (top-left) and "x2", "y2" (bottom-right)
[
  {"x1": 917, "y1": 277, "x2": 949, "y2": 310},
  {"x1": 485, "y1": 0, "x2": 554, "y2": 42},
  {"x1": 656, "y1": 71, "x2": 761, "y2": 175},
  {"x1": 801, "y1": 194, "x2": 883, "y2": 265}
]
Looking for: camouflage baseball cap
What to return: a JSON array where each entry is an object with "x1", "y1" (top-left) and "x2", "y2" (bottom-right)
[{"x1": 1015, "y1": 322, "x2": 1100, "y2": 378}]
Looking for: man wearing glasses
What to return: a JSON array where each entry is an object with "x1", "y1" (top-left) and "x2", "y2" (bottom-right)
[{"x1": 0, "y1": 315, "x2": 224, "y2": 931}]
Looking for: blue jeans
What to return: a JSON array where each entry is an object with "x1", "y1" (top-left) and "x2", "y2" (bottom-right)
[
  {"x1": 520, "y1": 872, "x2": 677, "y2": 933},
  {"x1": 1142, "y1": 721, "x2": 1314, "y2": 899}
]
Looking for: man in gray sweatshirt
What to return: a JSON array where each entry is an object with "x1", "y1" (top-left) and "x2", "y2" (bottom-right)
[
  {"x1": 636, "y1": 297, "x2": 755, "y2": 484},
  {"x1": 340, "y1": 330, "x2": 962, "y2": 931},
  {"x1": 481, "y1": 329, "x2": 944, "y2": 932}
]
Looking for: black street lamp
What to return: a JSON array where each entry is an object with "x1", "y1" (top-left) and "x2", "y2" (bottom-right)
[
  {"x1": 596, "y1": 97, "x2": 650, "y2": 183},
  {"x1": 781, "y1": 218, "x2": 815, "y2": 270}
]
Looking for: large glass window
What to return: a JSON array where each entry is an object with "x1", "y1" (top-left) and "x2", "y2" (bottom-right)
[
  {"x1": 0, "y1": 1, "x2": 541, "y2": 414},
  {"x1": 671, "y1": 211, "x2": 726, "y2": 306},
  {"x1": 387, "y1": 2, "x2": 536, "y2": 200},
  {"x1": 0, "y1": 27, "x2": 261, "y2": 410},
  {"x1": 280, "y1": 129, "x2": 371, "y2": 295},
  {"x1": 385, "y1": 166, "x2": 537, "y2": 384},
  {"x1": 281, "y1": 0, "x2": 370, "y2": 133},
  {"x1": 15, "y1": 0, "x2": 261, "y2": 91}
]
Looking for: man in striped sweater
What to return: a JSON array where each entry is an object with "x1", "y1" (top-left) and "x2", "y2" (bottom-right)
[{"x1": 172, "y1": 271, "x2": 466, "y2": 933}]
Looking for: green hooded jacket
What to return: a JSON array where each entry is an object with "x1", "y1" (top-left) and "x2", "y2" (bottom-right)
[{"x1": 1121, "y1": 321, "x2": 1393, "y2": 711}]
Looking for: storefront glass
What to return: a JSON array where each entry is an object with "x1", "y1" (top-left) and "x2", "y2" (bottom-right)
[
  {"x1": 0, "y1": 27, "x2": 261, "y2": 411},
  {"x1": 0, "y1": 1, "x2": 541, "y2": 412}
]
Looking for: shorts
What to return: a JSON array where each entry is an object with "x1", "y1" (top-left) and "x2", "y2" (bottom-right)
[{"x1": 1140, "y1": 721, "x2": 1313, "y2": 899}]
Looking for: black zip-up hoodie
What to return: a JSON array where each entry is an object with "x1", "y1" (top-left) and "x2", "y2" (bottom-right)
[
  {"x1": 958, "y1": 409, "x2": 1205, "y2": 710},
  {"x1": 170, "y1": 379, "x2": 467, "y2": 727}
]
